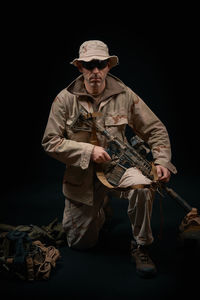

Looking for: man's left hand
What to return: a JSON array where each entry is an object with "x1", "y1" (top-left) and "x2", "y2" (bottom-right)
[{"x1": 155, "y1": 165, "x2": 171, "y2": 182}]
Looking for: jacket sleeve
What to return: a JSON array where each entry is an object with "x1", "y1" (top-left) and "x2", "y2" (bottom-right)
[
  {"x1": 41, "y1": 95, "x2": 94, "y2": 169},
  {"x1": 128, "y1": 91, "x2": 177, "y2": 174}
]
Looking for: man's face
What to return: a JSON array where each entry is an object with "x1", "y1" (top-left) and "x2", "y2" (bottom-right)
[{"x1": 78, "y1": 59, "x2": 110, "y2": 89}]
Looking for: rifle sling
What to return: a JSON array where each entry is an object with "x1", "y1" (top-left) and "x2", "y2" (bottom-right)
[
  {"x1": 95, "y1": 164, "x2": 116, "y2": 189},
  {"x1": 95, "y1": 163, "x2": 152, "y2": 190}
]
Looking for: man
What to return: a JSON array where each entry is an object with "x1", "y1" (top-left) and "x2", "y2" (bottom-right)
[{"x1": 42, "y1": 40, "x2": 177, "y2": 278}]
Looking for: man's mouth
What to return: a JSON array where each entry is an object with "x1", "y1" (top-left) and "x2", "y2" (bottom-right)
[{"x1": 90, "y1": 76, "x2": 101, "y2": 82}]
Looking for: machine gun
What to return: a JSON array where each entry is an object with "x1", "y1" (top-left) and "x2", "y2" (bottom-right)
[{"x1": 70, "y1": 110, "x2": 200, "y2": 241}]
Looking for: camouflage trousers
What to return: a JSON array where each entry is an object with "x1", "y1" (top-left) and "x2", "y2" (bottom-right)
[{"x1": 62, "y1": 167, "x2": 155, "y2": 249}]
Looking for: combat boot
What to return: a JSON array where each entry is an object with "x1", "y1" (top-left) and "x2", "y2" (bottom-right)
[{"x1": 131, "y1": 240, "x2": 157, "y2": 278}]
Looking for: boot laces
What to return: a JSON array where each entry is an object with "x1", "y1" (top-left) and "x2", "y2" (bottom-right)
[{"x1": 137, "y1": 246, "x2": 150, "y2": 263}]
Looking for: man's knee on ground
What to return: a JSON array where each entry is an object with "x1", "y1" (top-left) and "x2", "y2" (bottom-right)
[
  {"x1": 68, "y1": 236, "x2": 99, "y2": 250},
  {"x1": 63, "y1": 226, "x2": 100, "y2": 250}
]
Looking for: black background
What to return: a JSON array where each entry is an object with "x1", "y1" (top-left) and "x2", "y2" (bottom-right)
[
  {"x1": 1, "y1": 5, "x2": 200, "y2": 299},
  {"x1": 2, "y1": 6, "x2": 199, "y2": 191}
]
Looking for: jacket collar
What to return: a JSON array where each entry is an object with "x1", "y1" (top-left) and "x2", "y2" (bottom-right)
[{"x1": 66, "y1": 73, "x2": 125, "y2": 102}]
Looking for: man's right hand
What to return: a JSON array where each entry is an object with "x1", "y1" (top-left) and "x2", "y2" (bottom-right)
[{"x1": 91, "y1": 146, "x2": 111, "y2": 164}]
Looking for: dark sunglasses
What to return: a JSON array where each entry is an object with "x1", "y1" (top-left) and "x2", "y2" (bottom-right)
[{"x1": 81, "y1": 59, "x2": 108, "y2": 70}]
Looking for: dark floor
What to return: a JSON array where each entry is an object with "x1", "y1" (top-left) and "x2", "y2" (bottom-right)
[{"x1": 1, "y1": 173, "x2": 199, "y2": 300}]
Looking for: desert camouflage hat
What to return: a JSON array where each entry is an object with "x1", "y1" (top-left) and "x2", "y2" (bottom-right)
[{"x1": 70, "y1": 40, "x2": 119, "y2": 69}]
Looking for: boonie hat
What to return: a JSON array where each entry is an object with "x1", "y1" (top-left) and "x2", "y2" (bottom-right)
[{"x1": 71, "y1": 40, "x2": 119, "y2": 69}]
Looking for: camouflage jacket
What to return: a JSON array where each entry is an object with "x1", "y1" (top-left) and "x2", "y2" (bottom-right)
[{"x1": 42, "y1": 73, "x2": 177, "y2": 205}]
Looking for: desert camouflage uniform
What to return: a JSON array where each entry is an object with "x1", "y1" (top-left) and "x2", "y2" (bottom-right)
[{"x1": 42, "y1": 73, "x2": 177, "y2": 249}]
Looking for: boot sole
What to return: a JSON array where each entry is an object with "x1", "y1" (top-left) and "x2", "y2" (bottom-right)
[{"x1": 136, "y1": 268, "x2": 157, "y2": 278}]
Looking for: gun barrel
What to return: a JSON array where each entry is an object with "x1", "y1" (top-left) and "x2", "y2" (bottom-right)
[{"x1": 164, "y1": 186, "x2": 193, "y2": 212}]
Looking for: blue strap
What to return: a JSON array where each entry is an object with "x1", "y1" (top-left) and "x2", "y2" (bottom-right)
[{"x1": 6, "y1": 230, "x2": 32, "y2": 264}]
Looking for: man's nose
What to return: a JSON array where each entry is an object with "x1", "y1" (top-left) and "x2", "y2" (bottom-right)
[{"x1": 92, "y1": 67, "x2": 100, "y2": 73}]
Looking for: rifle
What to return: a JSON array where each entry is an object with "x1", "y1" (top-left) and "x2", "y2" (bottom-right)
[{"x1": 70, "y1": 110, "x2": 198, "y2": 217}]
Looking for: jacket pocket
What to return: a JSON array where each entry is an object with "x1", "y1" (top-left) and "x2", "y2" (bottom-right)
[
  {"x1": 66, "y1": 118, "x2": 91, "y2": 142},
  {"x1": 63, "y1": 166, "x2": 88, "y2": 186},
  {"x1": 105, "y1": 115, "x2": 128, "y2": 126},
  {"x1": 104, "y1": 115, "x2": 128, "y2": 139}
]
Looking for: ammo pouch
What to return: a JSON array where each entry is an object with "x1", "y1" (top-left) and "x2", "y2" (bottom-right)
[{"x1": 0, "y1": 230, "x2": 60, "y2": 281}]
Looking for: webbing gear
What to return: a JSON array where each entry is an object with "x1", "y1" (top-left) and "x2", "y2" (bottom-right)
[
  {"x1": 0, "y1": 219, "x2": 66, "y2": 246},
  {"x1": 15, "y1": 224, "x2": 55, "y2": 245},
  {"x1": 0, "y1": 229, "x2": 61, "y2": 281},
  {"x1": 41, "y1": 218, "x2": 66, "y2": 246}
]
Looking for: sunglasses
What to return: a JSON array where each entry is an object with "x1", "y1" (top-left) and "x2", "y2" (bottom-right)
[{"x1": 81, "y1": 59, "x2": 108, "y2": 70}]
